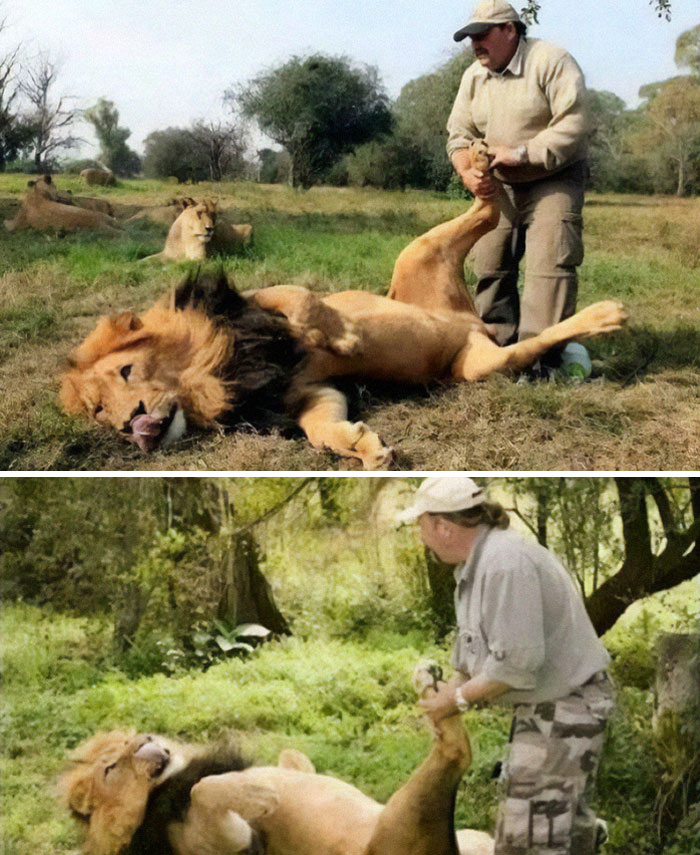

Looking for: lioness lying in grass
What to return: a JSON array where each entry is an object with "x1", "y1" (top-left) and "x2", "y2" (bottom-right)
[{"x1": 61, "y1": 663, "x2": 493, "y2": 855}]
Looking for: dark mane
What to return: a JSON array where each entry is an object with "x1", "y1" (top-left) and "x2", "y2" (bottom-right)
[
  {"x1": 127, "y1": 740, "x2": 251, "y2": 855},
  {"x1": 174, "y1": 269, "x2": 307, "y2": 431}
]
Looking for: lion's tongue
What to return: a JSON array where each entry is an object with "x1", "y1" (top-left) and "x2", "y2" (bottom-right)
[{"x1": 130, "y1": 414, "x2": 163, "y2": 453}]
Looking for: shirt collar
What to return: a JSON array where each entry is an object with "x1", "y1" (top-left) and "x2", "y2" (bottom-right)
[
  {"x1": 453, "y1": 524, "x2": 491, "y2": 585},
  {"x1": 486, "y1": 36, "x2": 526, "y2": 79}
]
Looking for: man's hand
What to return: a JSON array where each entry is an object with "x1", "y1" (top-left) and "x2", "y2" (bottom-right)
[
  {"x1": 489, "y1": 144, "x2": 528, "y2": 170},
  {"x1": 416, "y1": 680, "x2": 460, "y2": 725},
  {"x1": 462, "y1": 166, "x2": 498, "y2": 200},
  {"x1": 452, "y1": 147, "x2": 497, "y2": 200}
]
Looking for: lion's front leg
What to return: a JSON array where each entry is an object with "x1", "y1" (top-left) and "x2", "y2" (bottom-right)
[
  {"x1": 296, "y1": 384, "x2": 393, "y2": 470},
  {"x1": 171, "y1": 774, "x2": 279, "y2": 855},
  {"x1": 250, "y1": 285, "x2": 362, "y2": 356}
]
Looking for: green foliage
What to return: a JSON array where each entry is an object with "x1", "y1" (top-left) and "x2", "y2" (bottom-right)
[
  {"x1": 675, "y1": 23, "x2": 700, "y2": 75},
  {"x1": 236, "y1": 53, "x2": 393, "y2": 187},
  {"x1": 1, "y1": 603, "x2": 694, "y2": 855},
  {"x1": 142, "y1": 126, "x2": 209, "y2": 182}
]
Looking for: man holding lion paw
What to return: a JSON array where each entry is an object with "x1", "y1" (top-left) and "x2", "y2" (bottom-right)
[
  {"x1": 398, "y1": 477, "x2": 614, "y2": 855},
  {"x1": 448, "y1": 0, "x2": 590, "y2": 376}
]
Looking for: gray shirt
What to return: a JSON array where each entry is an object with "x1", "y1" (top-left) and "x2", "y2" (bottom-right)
[{"x1": 451, "y1": 525, "x2": 610, "y2": 705}]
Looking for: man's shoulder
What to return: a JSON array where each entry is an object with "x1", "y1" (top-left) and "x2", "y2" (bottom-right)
[
  {"x1": 523, "y1": 37, "x2": 577, "y2": 66},
  {"x1": 480, "y1": 527, "x2": 526, "y2": 564}
]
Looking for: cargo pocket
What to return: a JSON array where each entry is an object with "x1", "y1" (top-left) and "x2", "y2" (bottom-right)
[
  {"x1": 501, "y1": 793, "x2": 574, "y2": 849},
  {"x1": 557, "y1": 213, "x2": 584, "y2": 268}
]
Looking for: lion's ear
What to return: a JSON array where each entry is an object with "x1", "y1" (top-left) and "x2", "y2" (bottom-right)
[
  {"x1": 112, "y1": 312, "x2": 143, "y2": 333},
  {"x1": 66, "y1": 777, "x2": 94, "y2": 816},
  {"x1": 44, "y1": 174, "x2": 53, "y2": 183},
  {"x1": 27, "y1": 180, "x2": 36, "y2": 188},
  {"x1": 59, "y1": 372, "x2": 86, "y2": 414}
]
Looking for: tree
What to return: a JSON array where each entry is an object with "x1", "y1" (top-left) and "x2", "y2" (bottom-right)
[
  {"x1": 188, "y1": 119, "x2": 247, "y2": 181},
  {"x1": 20, "y1": 51, "x2": 80, "y2": 171},
  {"x1": 0, "y1": 16, "x2": 33, "y2": 170},
  {"x1": 143, "y1": 126, "x2": 208, "y2": 182},
  {"x1": 675, "y1": 23, "x2": 700, "y2": 75},
  {"x1": 631, "y1": 76, "x2": 700, "y2": 195},
  {"x1": 505, "y1": 477, "x2": 700, "y2": 635},
  {"x1": 586, "y1": 89, "x2": 642, "y2": 192},
  {"x1": 233, "y1": 53, "x2": 392, "y2": 187},
  {"x1": 83, "y1": 97, "x2": 141, "y2": 176}
]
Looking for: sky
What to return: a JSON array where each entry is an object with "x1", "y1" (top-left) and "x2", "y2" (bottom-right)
[{"x1": 3, "y1": 0, "x2": 699, "y2": 157}]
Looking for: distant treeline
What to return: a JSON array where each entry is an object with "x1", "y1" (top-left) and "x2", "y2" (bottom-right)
[{"x1": 2, "y1": 20, "x2": 699, "y2": 194}]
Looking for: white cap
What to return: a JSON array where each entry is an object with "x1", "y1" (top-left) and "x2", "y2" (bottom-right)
[
  {"x1": 454, "y1": 0, "x2": 522, "y2": 41},
  {"x1": 396, "y1": 477, "x2": 486, "y2": 523}
]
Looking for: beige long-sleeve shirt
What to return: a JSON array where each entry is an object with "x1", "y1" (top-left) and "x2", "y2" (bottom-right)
[
  {"x1": 446, "y1": 37, "x2": 589, "y2": 182},
  {"x1": 451, "y1": 525, "x2": 610, "y2": 705}
]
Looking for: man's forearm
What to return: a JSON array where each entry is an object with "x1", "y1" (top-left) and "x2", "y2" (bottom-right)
[
  {"x1": 456, "y1": 673, "x2": 512, "y2": 705},
  {"x1": 451, "y1": 148, "x2": 473, "y2": 179}
]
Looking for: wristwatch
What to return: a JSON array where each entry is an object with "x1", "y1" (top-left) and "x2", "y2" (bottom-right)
[{"x1": 455, "y1": 686, "x2": 470, "y2": 712}]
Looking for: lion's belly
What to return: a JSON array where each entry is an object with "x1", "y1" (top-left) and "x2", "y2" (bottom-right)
[
  {"x1": 319, "y1": 292, "x2": 476, "y2": 384},
  {"x1": 247, "y1": 767, "x2": 382, "y2": 855}
]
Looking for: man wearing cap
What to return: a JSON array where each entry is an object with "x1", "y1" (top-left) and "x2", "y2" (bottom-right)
[
  {"x1": 398, "y1": 477, "x2": 613, "y2": 855},
  {"x1": 447, "y1": 0, "x2": 590, "y2": 372}
]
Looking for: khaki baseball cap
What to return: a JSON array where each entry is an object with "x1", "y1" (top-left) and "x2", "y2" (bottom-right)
[
  {"x1": 454, "y1": 0, "x2": 522, "y2": 41},
  {"x1": 396, "y1": 477, "x2": 486, "y2": 523}
]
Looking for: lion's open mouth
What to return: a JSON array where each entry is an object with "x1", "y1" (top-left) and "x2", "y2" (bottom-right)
[{"x1": 129, "y1": 405, "x2": 185, "y2": 453}]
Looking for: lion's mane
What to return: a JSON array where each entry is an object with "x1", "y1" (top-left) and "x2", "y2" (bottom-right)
[{"x1": 173, "y1": 269, "x2": 307, "y2": 430}]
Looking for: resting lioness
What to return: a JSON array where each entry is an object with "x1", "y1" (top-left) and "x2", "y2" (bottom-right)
[{"x1": 61, "y1": 664, "x2": 494, "y2": 855}]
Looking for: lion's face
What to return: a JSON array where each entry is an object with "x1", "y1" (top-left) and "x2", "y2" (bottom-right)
[
  {"x1": 29, "y1": 175, "x2": 61, "y2": 202},
  {"x1": 59, "y1": 312, "x2": 188, "y2": 452},
  {"x1": 61, "y1": 731, "x2": 179, "y2": 855},
  {"x1": 180, "y1": 199, "x2": 217, "y2": 244}
]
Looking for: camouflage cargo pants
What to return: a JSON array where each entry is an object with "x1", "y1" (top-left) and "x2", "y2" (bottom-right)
[{"x1": 495, "y1": 672, "x2": 614, "y2": 855}]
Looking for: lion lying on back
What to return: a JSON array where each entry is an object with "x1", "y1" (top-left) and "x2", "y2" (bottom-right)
[
  {"x1": 143, "y1": 198, "x2": 253, "y2": 261},
  {"x1": 60, "y1": 142, "x2": 628, "y2": 468},
  {"x1": 61, "y1": 664, "x2": 494, "y2": 855}
]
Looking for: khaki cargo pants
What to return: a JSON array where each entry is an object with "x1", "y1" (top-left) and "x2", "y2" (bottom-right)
[
  {"x1": 495, "y1": 672, "x2": 614, "y2": 855},
  {"x1": 470, "y1": 161, "x2": 586, "y2": 348}
]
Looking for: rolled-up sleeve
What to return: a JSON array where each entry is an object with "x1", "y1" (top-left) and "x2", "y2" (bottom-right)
[
  {"x1": 480, "y1": 559, "x2": 545, "y2": 688},
  {"x1": 525, "y1": 53, "x2": 589, "y2": 171}
]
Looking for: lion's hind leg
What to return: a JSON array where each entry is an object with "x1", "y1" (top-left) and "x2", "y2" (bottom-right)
[
  {"x1": 451, "y1": 301, "x2": 629, "y2": 381},
  {"x1": 363, "y1": 663, "x2": 471, "y2": 855},
  {"x1": 295, "y1": 384, "x2": 393, "y2": 470},
  {"x1": 251, "y1": 285, "x2": 362, "y2": 356}
]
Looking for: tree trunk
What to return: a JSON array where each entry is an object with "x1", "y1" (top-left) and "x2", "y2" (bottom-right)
[
  {"x1": 425, "y1": 549, "x2": 455, "y2": 639},
  {"x1": 217, "y1": 532, "x2": 291, "y2": 635},
  {"x1": 113, "y1": 583, "x2": 149, "y2": 654}
]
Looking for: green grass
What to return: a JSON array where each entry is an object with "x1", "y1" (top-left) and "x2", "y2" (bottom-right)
[
  {"x1": 1, "y1": 176, "x2": 699, "y2": 470},
  {"x1": 0, "y1": 602, "x2": 675, "y2": 855}
]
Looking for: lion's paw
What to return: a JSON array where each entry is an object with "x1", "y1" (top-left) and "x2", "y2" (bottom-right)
[
  {"x1": 412, "y1": 660, "x2": 444, "y2": 697},
  {"x1": 352, "y1": 423, "x2": 394, "y2": 470},
  {"x1": 577, "y1": 300, "x2": 629, "y2": 338}
]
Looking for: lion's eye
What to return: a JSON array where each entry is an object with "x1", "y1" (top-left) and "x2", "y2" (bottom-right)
[
  {"x1": 94, "y1": 404, "x2": 103, "y2": 417},
  {"x1": 120, "y1": 365, "x2": 132, "y2": 381},
  {"x1": 104, "y1": 762, "x2": 117, "y2": 777}
]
